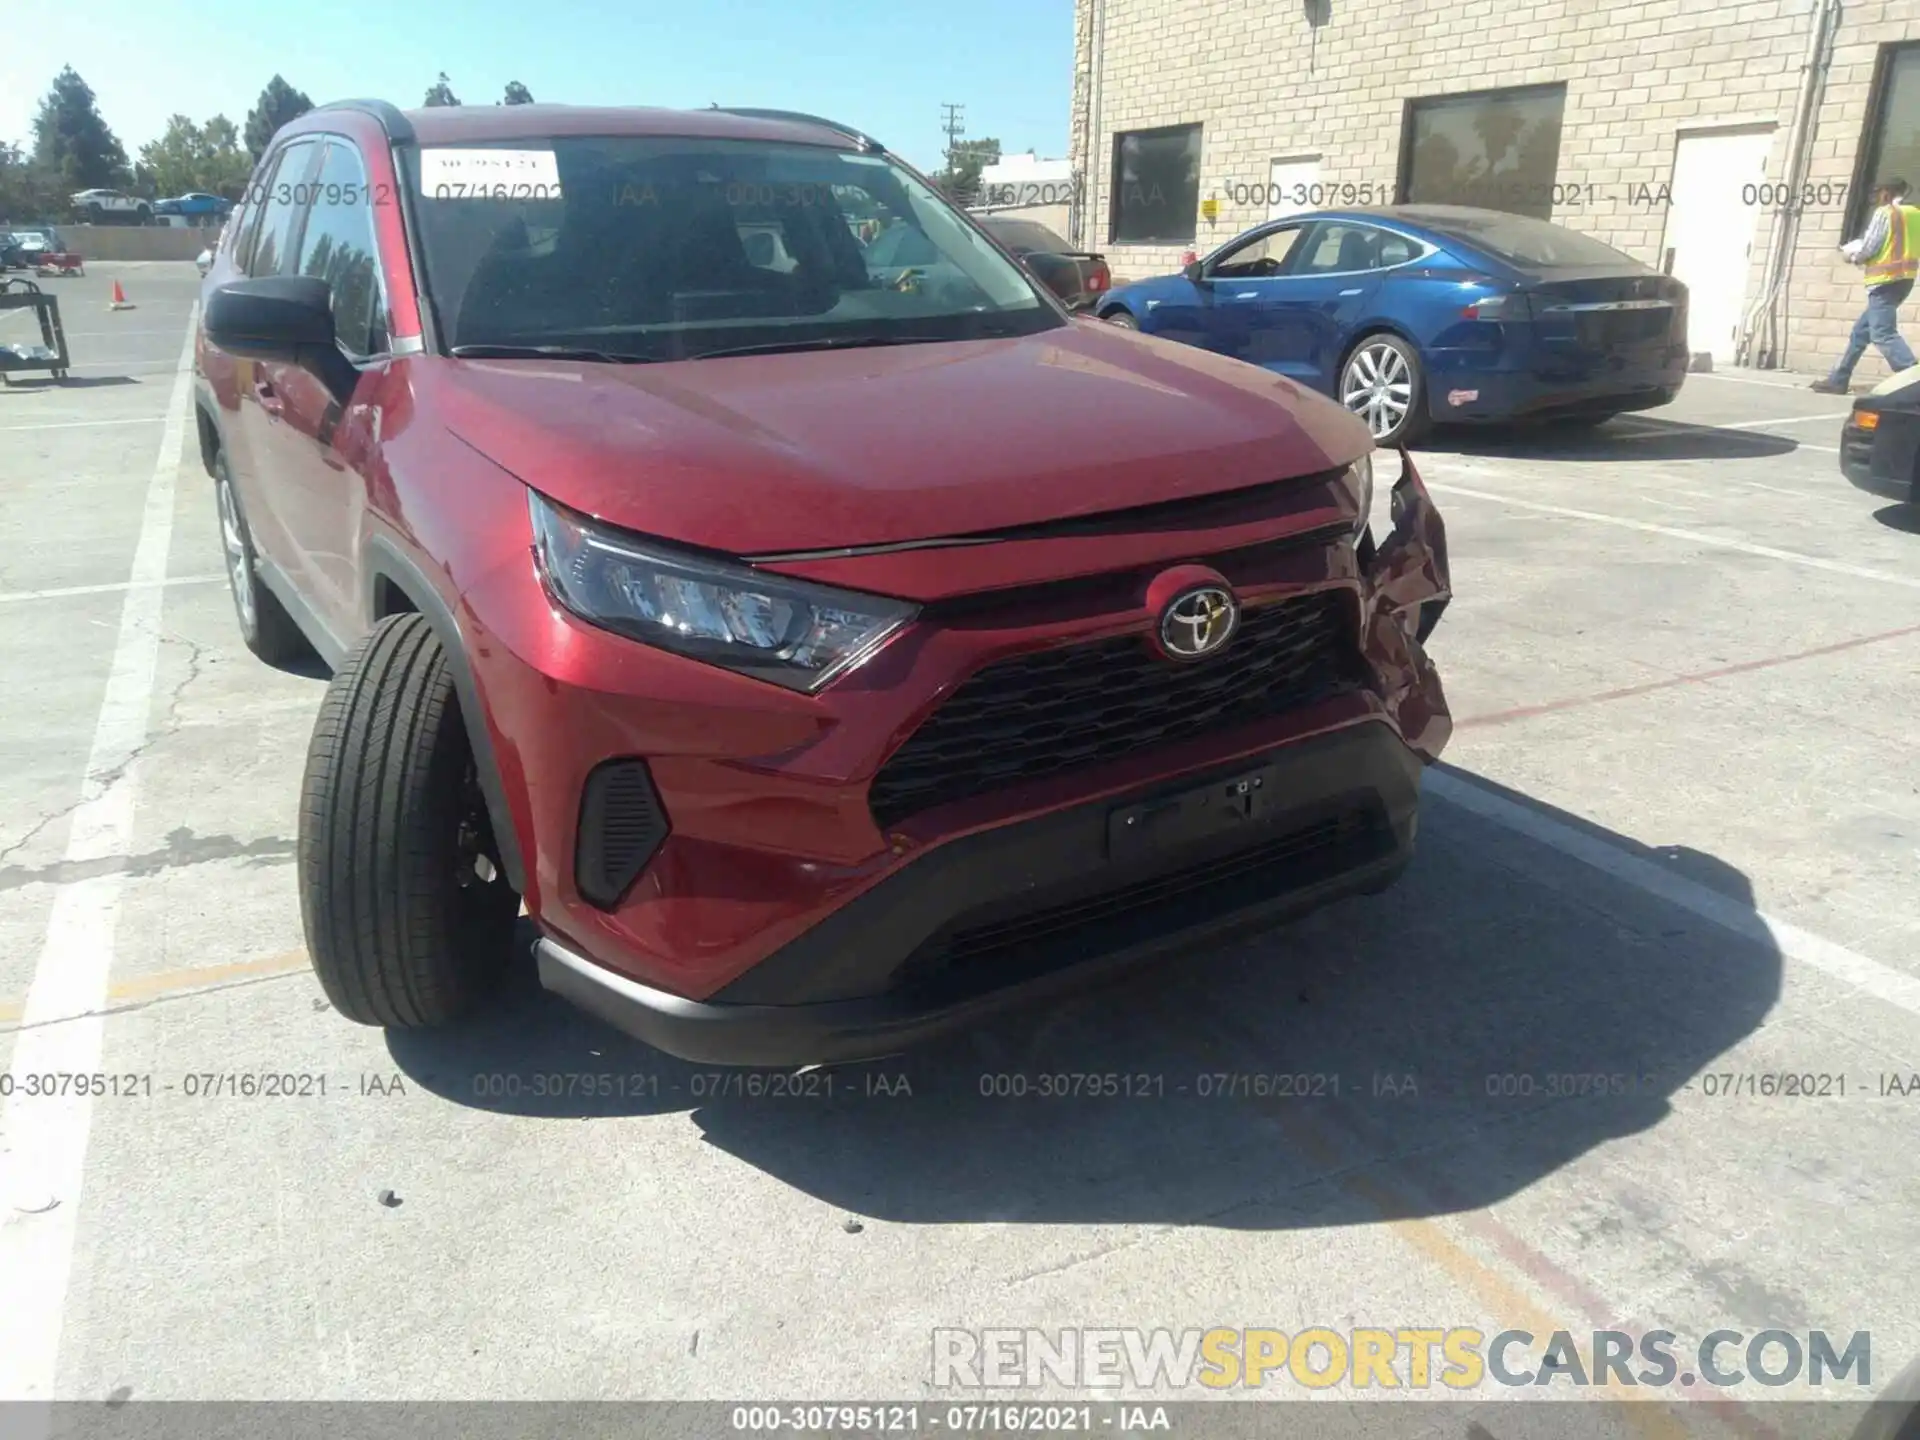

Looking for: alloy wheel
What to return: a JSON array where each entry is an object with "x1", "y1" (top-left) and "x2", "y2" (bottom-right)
[{"x1": 1340, "y1": 342, "x2": 1413, "y2": 440}]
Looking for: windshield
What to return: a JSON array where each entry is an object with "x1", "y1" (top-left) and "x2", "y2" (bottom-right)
[
  {"x1": 1435, "y1": 211, "x2": 1646, "y2": 270},
  {"x1": 404, "y1": 135, "x2": 1062, "y2": 360}
]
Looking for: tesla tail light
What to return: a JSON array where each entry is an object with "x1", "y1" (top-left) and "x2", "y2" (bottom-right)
[
  {"x1": 528, "y1": 491, "x2": 918, "y2": 693},
  {"x1": 1462, "y1": 293, "x2": 1531, "y2": 321}
]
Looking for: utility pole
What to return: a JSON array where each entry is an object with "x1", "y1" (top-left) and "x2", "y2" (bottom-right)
[{"x1": 940, "y1": 103, "x2": 966, "y2": 171}]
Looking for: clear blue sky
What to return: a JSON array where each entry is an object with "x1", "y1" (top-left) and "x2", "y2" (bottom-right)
[{"x1": 1, "y1": 0, "x2": 1072, "y2": 174}]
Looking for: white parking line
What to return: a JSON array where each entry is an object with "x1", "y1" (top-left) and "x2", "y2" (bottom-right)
[
  {"x1": 1429, "y1": 769, "x2": 1920, "y2": 1021},
  {"x1": 0, "y1": 417, "x2": 166, "y2": 433},
  {"x1": 1422, "y1": 477, "x2": 1920, "y2": 590},
  {"x1": 0, "y1": 575, "x2": 223, "y2": 606},
  {"x1": 0, "y1": 306, "x2": 196, "y2": 1406},
  {"x1": 1716, "y1": 412, "x2": 1851, "y2": 429}
]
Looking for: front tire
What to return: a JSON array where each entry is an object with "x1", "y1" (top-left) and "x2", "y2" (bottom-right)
[
  {"x1": 298, "y1": 614, "x2": 520, "y2": 1027},
  {"x1": 1103, "y1": 308, "x2": 1137, "y2": 329},
  {"x1": 214, "y1": 450, "x2": 310, "y2": 666},
  {"x1": 1339, "y1": 334, "x2": 1429, "y2": 446}
]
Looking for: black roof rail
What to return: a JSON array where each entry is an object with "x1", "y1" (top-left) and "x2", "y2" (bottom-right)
[
  {"x1": 311, "y1": 99, "x2": 417, "y2": 145},
  {"x1": 709, "y1": 106, "x2": 884, "y2": 154}
]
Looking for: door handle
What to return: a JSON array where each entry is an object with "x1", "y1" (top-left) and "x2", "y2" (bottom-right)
[{"x1": 253, "y1": 375, "x2": 283, "y2": 418}]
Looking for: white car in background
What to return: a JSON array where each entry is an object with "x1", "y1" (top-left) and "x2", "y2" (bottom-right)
[{"x1": 71, "y1": 188, "x2": 153, "y2": 225}]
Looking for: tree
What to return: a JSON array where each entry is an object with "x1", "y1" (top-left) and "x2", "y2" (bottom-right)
[
  {"x1": 201, "y1": 116, "x2": 253, "y2": 197},
  {"x1": 932, "y1": 137, "x2": 1000, "y2": 206},
  {"x1": 138, "y1": 113, "x2": 254, "y2": 199},
  {"x1": 31, "y1": 67, "x2": 131, "y2": 193},
  {"x1": 0, "y1": 141, "x2": 62, "y2": 224},
  {"x1": 501, "y1": 81, "x2": 535, "y2": 105},
  {"x1": 424, "y1": 73, "x2": 461, "y2": 108},
  {"x1": 244, "y1": 75, "x2": 313, "y2": 162}
]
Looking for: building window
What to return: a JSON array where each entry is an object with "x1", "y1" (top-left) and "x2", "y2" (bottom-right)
[
  {"x1": 1849, "y1": 43, "x2": 1920, "y2": 239},
  {"x1": 1397, "y1": 84, "x2": 1567, "y2": 221},
  {"x1": 1109, "y1": 124, "x2": 1202, "y2": 244}
]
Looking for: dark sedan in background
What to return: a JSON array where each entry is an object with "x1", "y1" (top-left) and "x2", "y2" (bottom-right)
[
  {"x1": 1098, "y1": 204, "x2": 1688, "y2": 445},
  {"x1": 976, "y1": 216, "x2": 1112, "y2": 312},
  {"x1": 1841, "y1": 366, "x2": 1920, "y2": 506}
]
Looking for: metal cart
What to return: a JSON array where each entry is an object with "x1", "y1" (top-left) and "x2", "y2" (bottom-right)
[{"x1": 0, "y1": 277, "x2": 71, "y2": 384}]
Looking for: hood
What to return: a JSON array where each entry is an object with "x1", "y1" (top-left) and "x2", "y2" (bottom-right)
[{"x1": 433, "y1": 319, "x2": 1370, "y2": 556}]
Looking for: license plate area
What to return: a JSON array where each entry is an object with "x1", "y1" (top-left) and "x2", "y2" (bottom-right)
[{"x1": 1108, "y1": 764, "x2": 1278, "y2": 862}]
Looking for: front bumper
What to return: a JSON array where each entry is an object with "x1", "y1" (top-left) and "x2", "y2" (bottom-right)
[
  {"x1": 1841, "y1": 408, "x2": 1920, "y2": 502},
  {"x1": 470, "y1": 454, "x2": 1451, "y2": 1055},
  {"x1": 538, "y1": 720, "x2": 1422, "y2": 1066}
]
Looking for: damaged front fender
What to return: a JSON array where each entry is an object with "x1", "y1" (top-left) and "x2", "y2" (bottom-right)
[{"x1": 1360, "y1": 447, "x2": 1452, "y2": 762}]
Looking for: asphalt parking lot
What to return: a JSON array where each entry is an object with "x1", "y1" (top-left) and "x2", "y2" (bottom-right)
[{"x1": 2, "y1": 261, "x2": 1917, "y2": 1430}]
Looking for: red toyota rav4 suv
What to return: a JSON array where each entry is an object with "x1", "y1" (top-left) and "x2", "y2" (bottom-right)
[{"x1": 195, "y1": 100, "x2": 1452, "y2": 1065}]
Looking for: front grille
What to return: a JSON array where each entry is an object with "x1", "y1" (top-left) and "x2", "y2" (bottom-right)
[
  {"x1": 903, "y1": 805, "x2": 1386, "y2": 989},
  {"x1": 868, "y1": 589, "x2": 1365, "y2": 828}
]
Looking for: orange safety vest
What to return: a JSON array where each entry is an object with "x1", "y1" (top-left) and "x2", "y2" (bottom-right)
[{"x1": 1863, "y1": 202, "x2": 1920, "y2": 286}]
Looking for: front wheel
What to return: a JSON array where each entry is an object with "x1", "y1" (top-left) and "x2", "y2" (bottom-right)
[
  {"x1": 1102, "y1": 309, "x2": 1138, "y2": 329},
  {"x1": 1339, "y1": 334, "x2": 1429, "y2": 446},
  {"x1": 298, "y1": 614, "x2": 521, "y2": 1028}
]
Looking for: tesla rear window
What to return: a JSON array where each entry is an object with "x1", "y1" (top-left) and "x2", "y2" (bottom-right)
[{"x1": 1436, "y1": 212, "x2": 1646, "y2": 270}]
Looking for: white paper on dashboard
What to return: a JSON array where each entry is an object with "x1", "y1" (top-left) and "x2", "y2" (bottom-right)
[{"x1": 418, "y1": 148, "x2": 563, "y2": 198}]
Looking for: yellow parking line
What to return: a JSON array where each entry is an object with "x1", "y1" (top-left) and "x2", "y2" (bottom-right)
[{"x1": 0, "y1": 948, "x2": 308, "y2": 1024}]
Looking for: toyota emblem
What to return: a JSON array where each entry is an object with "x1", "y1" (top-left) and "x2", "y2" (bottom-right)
[{"x1": 1158, "y1": 584, "x2": 1239, "y2": 660}]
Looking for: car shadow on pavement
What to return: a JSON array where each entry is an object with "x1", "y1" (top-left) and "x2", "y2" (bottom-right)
[
  {"x1": 1427, "y1": 416, "x2": 1802, "y2": 463},
  {"x1": 0, "y1": 374, "x2": 143, "y2": 389},
  {"x1": 1871, "y1": 502, "x2": 1920, "y2": 534},
  {"x1": 386, "y1": 767, "x2": 1780, "y2": 1228}
]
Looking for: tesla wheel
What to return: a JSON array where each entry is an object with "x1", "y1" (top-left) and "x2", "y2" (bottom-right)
[
  {"x1": 1103, "y1": 309, "x2": 1137, "y2": 329},
  {"x1": 298, "y1": 613, "x2": 520, "y2": 1028},
  {"x1": 1339, "y1": 334, "x2": 1429, "y2": 446},
  {"x1": 85, "y1": 204, "x2": 103, "y2": 223},
  {"x1": 214, "y1": 450, "x2": 310, "y2": 667}
]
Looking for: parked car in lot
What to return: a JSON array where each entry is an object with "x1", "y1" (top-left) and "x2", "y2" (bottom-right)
[
  {"x1": 1099, "y1": 204, "x2": 1689, "y2": 445},
  {"x1": 155, "y1": 192, "x2": 233, "y2": 221},
  {"x1": 1841, "y1": 365, "x2": 1920, "y2": 506},
  {"x1": 976, "y1": 215, "x2": 1111, "y2": 311},
  {"x1": 71, "y1": 188, "x2": 153, "y2": 225},
  {"x1": 197, "y1": 100, "x2": 1452, "y2": 1065},
  {"x1": 4, "y1": 228, "x2": 64, "y2": 267}
]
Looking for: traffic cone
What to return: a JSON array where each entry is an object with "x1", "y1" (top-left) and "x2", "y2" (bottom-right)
[{"x1": 109, "y1": 280, "x2": 135, "y2": 311}]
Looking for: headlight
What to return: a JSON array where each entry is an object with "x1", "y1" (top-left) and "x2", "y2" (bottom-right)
[
  {"x1": 528, "y1": 491, "x2": 918, "y2": 693},
  {"x1": 1346, "y1": 451, "x2": 1374, "y2": 536}
]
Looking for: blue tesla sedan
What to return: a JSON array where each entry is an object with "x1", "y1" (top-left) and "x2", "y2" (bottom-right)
[{"x1": 1096, "y1": 204, "x2": 1689, "y2": 445}]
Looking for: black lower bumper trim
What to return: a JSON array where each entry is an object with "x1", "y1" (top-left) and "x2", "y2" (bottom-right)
[{"x1": 536, "y1": 721, "x2": 1425, "y2": 1067}]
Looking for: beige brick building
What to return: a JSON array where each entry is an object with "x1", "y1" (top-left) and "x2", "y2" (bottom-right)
[{"x1": 1067, "y1": 0, "x2": 1920, "y2": 379}]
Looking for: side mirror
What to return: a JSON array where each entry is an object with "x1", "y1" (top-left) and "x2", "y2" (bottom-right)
[
  {"x1": 205, "y1": 275, "x2": 335, "y2": 364},
  {"x1": 206, "y1": 274, "x2": 357, "y2": 403},
  {"x1": 1183, "y1": 260, "x2": 1207, "y2": 284}
]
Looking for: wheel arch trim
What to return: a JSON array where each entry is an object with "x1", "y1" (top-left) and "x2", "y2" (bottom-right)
[{"x1": 360, "y1": 534, "x2": 529, "y2": 896}]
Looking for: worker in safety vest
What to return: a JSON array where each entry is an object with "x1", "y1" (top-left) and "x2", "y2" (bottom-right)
[{"x1": 1811, "y1": 177, "x2": 1920, "y2": 393}]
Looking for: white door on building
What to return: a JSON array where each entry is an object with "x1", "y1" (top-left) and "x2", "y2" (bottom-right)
[
  {"x1": 1267, "y1": 155, "x2": 1322, "y2": 221},
  {"x1": 1662, "y1": 126, "x2": 1776, "y2": 363}
]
